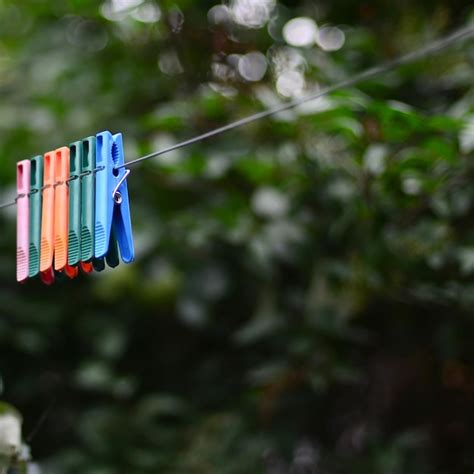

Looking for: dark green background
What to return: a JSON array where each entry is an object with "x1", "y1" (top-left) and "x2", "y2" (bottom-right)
[{"x1": 1, "y1": 0, "x2": 474, "y2": 472}]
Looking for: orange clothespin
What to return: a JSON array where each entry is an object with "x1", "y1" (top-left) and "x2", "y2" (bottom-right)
[
  {"x1": 54, "y1": 147, "x2": 78, "y2": 278},
  {"x1": 40, "y1": 151, "x2": 56, "y2": 285}
]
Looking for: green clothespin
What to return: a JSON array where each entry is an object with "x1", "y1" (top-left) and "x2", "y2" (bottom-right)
[
  {"x1": 80, "y1": 136, "x2": 96, "y2": 263},
  {"x1": 28, "y1": 155, "x2": 43, "y2": 278},
  {"x1": 81, "y1": 135, "x2": 105, "y2": 273},
  {"x1": 68, "y1": 141, "x2": 82, "y2": 266}
]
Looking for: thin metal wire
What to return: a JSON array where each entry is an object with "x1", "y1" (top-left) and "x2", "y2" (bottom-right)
[
  {"x1": 0, "y1": 166, "x2": 105, "y2": 210},
  {"x1": 0, "y1": 23, "x2": 473, "y2": 211},
  {"x1": 0, "y1": 199, "x2": 16, "y2": 210},
  {"x1": 119, "y1": 24, "x2": 474, "y2": 169}
]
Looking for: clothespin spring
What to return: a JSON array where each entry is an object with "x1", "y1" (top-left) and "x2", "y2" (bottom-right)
[{"x1": 113, "y1": 168, "x2": 131, "y2": 204}]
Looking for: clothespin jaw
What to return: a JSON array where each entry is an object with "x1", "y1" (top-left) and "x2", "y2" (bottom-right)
[
  {"x1": 40, "y1": 267, "x2": 55, "y2": 286},
  {"x1": 95, "y1": 131, "x2": 134, "y2": 264},
  {"x1": 16, "y1": 160, "x2": 31, "y2": 283},
  {"x1": 29, "y1": 156, "x2": 43, "y2": 278},
  {"x1": 106, "y1": 229, "x2": 120, "y2": 268},
  {"x1": 80, "y1": 262, "x2": 94, "y2": 274},
  {"x1": 93, "y1": 257, "x2": 105, "y2": 272}
]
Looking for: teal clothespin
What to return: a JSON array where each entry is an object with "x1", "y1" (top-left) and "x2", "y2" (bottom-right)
[
  {"x1": 68, "y1": 141, "x2": 82, "y2": 267},
  {"x1": 28, "y1": 155, "x2": 43, "y2": 278},
  {"x1": 81, "y1": 136, "x2": 96, "y2": 263}
]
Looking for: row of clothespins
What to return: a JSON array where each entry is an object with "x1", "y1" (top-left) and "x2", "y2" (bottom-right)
[{"x1": 16, "y1": 131, "x2": 134, "y2": 285}]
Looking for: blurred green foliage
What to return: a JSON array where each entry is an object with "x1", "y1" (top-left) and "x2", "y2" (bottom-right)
[{"x1": 1, "y1": 0, "x2": 474, "y2": 473}]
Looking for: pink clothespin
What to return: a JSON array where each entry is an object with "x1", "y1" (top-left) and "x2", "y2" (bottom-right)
[{"x1": 16, "y1": 160, "x2": 31, "y2": 283}]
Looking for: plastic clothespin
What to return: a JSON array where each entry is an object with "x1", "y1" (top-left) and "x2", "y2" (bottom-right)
[
  {"x1": 16, "y1": 160, "x2": 31, "y2": 283},
  {"x1": 29, "y1": 156, "x2": 43, "y2": 278},
  {"x1": 94, "y1": 131, "x2": 134, "y2": 265},
  {"x1": 54, "y1": 147, "x2": 78, "y2": 279},
  {"x1": 68, "y1": 141, "x2": 82, "y2": 268},
  {"x1": 40, "y1": 151, "x2": 56, "y2": 285},
  {"x1": 79, "y1": 136, "x2": 96, "y2": 274}
]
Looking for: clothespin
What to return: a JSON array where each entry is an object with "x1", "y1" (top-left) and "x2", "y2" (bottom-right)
[
  {"x1": 94, "y1": 131, "x2": 134, "y2": 266},
  {"x1": 53, "y1": 147, "x2": 78, "y2": 279},
  {"x1": 16, "y1": 160, "x2": 31, "y2": 283},
  {"x1": 68, "y1": 142, "x2": 82, "y2": 268},
  {"x1": 54, "y1": 147, "x2": 69, "y2": 272},
  {"x1": 40, "y1": 151, "x2": 56, "y2": 285},
  {"x1": 29, "y1": 156, "x2": 43, "y2": 279},
  {"x1": 79, "y1": 136, "x2": 96, "y2": 274}
]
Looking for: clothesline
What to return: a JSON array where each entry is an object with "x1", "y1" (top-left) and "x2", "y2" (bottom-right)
[{"x1": 1, "y1": 22, "x2": 474, "y2": 211}]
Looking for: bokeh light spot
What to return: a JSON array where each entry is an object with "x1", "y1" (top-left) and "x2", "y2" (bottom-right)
[
  {"x1": 132, "y1": 3, "x2": 161, "y2": 23},
  {"x1": 316, "y1": 26, "x2": 345, "y2": 51},
  {"x1": 283, "y1": 17, "x2": 318, "y2": 47},
  {"x1": 252, "y1": 187, "x2": 289, "y2": 218},
  {"x1": 101, "y1": 0, "x2": 143, "y2": 21},
  {"x1": 238, "y1": 52, "x2": 268, "y2": 82},
  {"x1": 159, "y1": 51, "x2": 184, "y2": 76},
  {"x1": 230, "y1": 0, "x2": 276, "y2": 29},
  {"x1": 208, "y1": 5, "x2": 231, "y2": 25},
  {"x1": 169, "y1": 7, "x2": 184, "y2": 33},
  {"x1": 276, "y1": 70, "x2": 305, "y2": 98}
]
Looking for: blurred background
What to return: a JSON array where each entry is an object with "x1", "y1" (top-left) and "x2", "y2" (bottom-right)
[{"x1": 1, "y1": 0, "x2": 474, "y2": 472}]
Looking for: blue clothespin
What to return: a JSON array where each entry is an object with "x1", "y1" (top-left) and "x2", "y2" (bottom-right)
[{"x1": 94, "y1": 131, "x2": 135, "y2": 265}]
